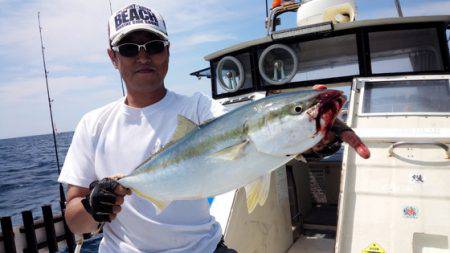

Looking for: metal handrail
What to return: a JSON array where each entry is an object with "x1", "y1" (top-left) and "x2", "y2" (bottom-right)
[
  {"x1": 266, "y1": 1, "x2": 301, "y2": 35},
  {"x1": 388, "y1": 141, "x2": 450, "y2": 159}
]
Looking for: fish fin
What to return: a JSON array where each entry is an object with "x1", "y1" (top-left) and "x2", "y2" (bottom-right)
[
  {"x1": 168, "y1": 115, "x2": 199, "y2": 144},
  {"x1": 209, "y1": 140, "x2": 249, "y2": 160},
  {"x1": 129, "y1": 116, "x2": 199, "y2": 172},
  {"x1": 199, "y1": 117, "x2": 215, "y2": 127},
  {"x1": 133, "y1": 188, "x2": 171, "y2": 215},
  {"x1": 294, "y1": 154, "x2": 307, "y2": 163},
  {"x1": 244, "y1": 174, "x2": 271, "y2": 213}
]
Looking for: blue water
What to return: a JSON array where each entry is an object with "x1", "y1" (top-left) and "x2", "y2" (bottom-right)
[{"x1": 0, "y1": 132, "x2": 100, "y2": 251}]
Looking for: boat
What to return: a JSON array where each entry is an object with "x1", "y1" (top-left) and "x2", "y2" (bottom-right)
[
  {"x1": 1, "y1": 0, "x2": 449, "y2": 252},
  {"x1": 191, "y1": 0, "x2": 450, "y2": 252}
]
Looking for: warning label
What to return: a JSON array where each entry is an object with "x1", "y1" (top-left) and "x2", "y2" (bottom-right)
[{"x1": 362, "y1": 243, "x2": 385, "y2": 253}]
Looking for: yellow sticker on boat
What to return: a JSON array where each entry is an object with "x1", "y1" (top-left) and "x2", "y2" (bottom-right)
[{"x1": 362, "y1": 243, "x2": 385, "y2": 253}]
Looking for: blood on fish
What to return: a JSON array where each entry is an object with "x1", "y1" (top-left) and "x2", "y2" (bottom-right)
[{"x1": 315, "y1": 90, "x2": 345, "y2": 134}]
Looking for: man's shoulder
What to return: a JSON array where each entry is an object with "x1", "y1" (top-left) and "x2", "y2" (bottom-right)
[
  {"x1": 169, "y1": 91, "x2": 218, "y2": 114},
  {"x1": 79, "y1": 98, "x2": 123, "y2": 130},
  {"x1": 170, "y1": 91, "x2": 212, "y2": 105},
  {"x1": 168, "y1": 90, "x2": 225, "y2": 124}
]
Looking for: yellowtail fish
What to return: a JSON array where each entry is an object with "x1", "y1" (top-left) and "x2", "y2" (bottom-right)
[{"x1": 118, "y1": 90, "x2": 346, "y2": 214}]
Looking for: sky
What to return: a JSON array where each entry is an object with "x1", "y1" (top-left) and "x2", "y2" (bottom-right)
[{"x1": 0, "y1": 0, "x2": 449, "y2": 139}]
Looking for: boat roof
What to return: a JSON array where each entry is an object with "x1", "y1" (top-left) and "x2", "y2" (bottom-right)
[{"x1": 204, "y1": 15, "x2": 450, "y2": 61}]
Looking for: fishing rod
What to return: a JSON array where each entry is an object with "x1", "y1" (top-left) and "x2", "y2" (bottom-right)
[
  {"x1": 109, "y1": 0, "x2": 126, "y2": 97},
  {"x1": 394, "y1": 0, "x2": 404, "y2": 17},
  {"x1": 37, "y1": 12, "x2": 66, "y2": 204}
]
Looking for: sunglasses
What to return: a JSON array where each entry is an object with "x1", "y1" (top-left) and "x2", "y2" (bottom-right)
[{"x1": 112, "y1": 40, "x2": 169, "y2": 57}]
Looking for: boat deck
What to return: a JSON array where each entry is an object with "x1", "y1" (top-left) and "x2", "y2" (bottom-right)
[{"x1": 287, "y1": 235, "x2": 335, "y2": 253}]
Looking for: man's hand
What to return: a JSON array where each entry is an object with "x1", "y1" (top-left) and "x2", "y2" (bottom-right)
[
  {"x1": 305, "y1": 85, "x2": 370, "y2": 159},
  {"x1": 81, "y1": 177, "x2": 131, "y2": 222}
]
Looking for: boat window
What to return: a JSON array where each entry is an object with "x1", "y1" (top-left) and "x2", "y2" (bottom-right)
[
  {"x1": 257, "y1": 34, "x2": 359, "y2": 86},
  {"x1": 213, "y1": 53, "x2": 253, "y2": 95},
  {"x1": 362, "y1": 79, "x2": 450, "y2": 113},
  {"x1": 293, "y1": 34, "x2": 359, "y2": 82},
  {"x1": 369, "y1": 28, "x2": 443, "y2": 74}
]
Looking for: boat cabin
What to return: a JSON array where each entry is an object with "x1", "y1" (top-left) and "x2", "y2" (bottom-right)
[{"x1": 193, "y1": 13, "x2": 450, "y2": 253}]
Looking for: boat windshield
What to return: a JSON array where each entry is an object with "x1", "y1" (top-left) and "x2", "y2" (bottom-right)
[
  {"x1": 362, "y1": 79, "x2": 450, "y2": 114},
  {"x1": 257, "y1": 34, "x2": 360, "y2": 86},
  {"x1": 370, "y1": 28, "x2": 444, "y2": 74}
]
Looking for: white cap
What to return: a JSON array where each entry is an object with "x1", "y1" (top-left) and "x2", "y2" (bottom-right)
[{"x1": 108, "y1": 4, "x2": 168, "y2": 46}]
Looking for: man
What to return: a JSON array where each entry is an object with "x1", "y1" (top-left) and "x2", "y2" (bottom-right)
[{"x1": 59, "y1": 3, "x2": 369, "y2": 253}]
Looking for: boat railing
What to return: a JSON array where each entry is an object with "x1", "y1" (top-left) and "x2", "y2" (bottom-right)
[
  {"x1": 0, "y1": 202, "x2": 96, "y2": 253},
  {"x1": 266, "y1": 1, "x2": 301, "y2": 35}
]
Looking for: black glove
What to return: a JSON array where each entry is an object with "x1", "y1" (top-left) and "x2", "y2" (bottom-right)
[{"x1": 81, "y1": 178, "x2": 119, "y2": 222}]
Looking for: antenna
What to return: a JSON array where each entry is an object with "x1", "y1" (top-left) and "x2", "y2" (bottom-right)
[
  {"x1": 108, "y1": 0, "x2": 126, "y2": 96},
  {"x1": 265, "y1": 0, "x2": 269, "y2": 19},
  {"x1": 394, "y1": 0, "x2": 404, "y2": 17},
  {"x1": 37, "y1": 12, "x2": 66, "y2": 204},
  {"x1": 109, "y1": 0, "x2": 113, "y2": 14}
]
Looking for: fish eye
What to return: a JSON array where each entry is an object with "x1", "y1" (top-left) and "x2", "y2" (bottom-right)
[{"x1": 290, "y1": 104, "x2": 303, "y2": 115}]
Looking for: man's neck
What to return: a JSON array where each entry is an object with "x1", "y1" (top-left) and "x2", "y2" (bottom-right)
[{"x1": 125, "y1": 88, "x2": 167, "y2": 108}]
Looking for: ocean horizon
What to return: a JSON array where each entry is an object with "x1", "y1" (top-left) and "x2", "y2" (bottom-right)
[{"x1": 0, "y1": 131, "x2": 75, "y2": 141}]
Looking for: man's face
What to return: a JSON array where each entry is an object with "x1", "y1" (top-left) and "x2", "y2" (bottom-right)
[{"x1": 108, "y1": 31, "x2": 169, "y2": 94}]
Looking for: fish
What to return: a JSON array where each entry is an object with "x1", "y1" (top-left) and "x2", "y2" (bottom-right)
[{"x1": 118, "y1": 89, "x2": 346, "y2": 214}]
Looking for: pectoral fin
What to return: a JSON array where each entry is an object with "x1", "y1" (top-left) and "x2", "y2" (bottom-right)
[
  {"x1": 209, "y1": 140, "x2": 249, "y2": 160},
  {"x1": 244, "y1": 174, "x2": 271, "y2": 213},
  {"x1": 133, "y1": 188, "x2": 171, "y2": 215}
]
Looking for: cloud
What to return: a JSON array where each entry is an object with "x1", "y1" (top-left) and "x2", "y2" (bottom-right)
[
  {"x1": 183, "y1": 33, "x2": 236, "y2": 47},
  {"x1": 48, "y1": 64, "x2": 73, "y2": 73},
  {"x1": 0, "y1": 75, "x2": 113, "y2": 104},
  {"x1": 0, "y1": 0, "x2": 251, "y2": 80}
]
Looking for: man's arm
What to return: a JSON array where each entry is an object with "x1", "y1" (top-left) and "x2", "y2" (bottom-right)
[
  {"x1": 65, "y1": 182, "x2": 130, "y2": 234},
  {"x1": 65, "y1": 185, "x2": 99, "y2": 234}
]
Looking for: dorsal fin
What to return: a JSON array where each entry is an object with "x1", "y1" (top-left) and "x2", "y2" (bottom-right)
[
  {"x1": 153, "y1": 115, "x2": 199, "y2": 155},
  {"x1": 167, "y1": 115, "x2": 199, "y2": 144},
  {"x1": 129, "y1": 115, "x2": 199, "y2": 173}
]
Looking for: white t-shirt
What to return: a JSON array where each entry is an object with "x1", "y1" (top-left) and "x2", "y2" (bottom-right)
[{"x1": 58, "y1": 90, "x2": 226, "y2": 253}]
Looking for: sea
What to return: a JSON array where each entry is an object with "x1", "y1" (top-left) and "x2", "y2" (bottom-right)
[{"x1": 0, "y1": 132, "x2": 100, "y2": 252}]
